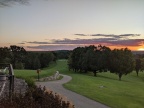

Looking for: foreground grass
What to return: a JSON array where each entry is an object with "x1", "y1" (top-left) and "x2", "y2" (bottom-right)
[
  {"x1": 15, "y1": 60, "x2": 144, "y2": 108},
  {"x1": 64, "y1": 72, "x2": 144, "y2": 108}
]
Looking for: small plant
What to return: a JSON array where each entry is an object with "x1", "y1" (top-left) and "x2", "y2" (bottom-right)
[{"x1": 16, "y1": 76, "x2": 35, "y2": 88}]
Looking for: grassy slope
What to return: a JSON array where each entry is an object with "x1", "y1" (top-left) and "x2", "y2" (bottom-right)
[
  {"x1": 15, "y1": 60, "x2": 144, "y2": 108},
  {"x1": 64, "y1": 72, "x2": 144, "y2": 108}
]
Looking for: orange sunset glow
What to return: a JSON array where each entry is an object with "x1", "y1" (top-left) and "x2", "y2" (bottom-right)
[{"x1": 138, "y1": 48, "x2": 144, "y2": 51}]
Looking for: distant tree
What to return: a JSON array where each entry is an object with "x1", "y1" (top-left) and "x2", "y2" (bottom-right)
[
  {"x1": 141, "y1": 58, "x2": 144, "y2": 72},
  {"x1": 109, "y1": 48, "x2": 135, "y2": 81},
  {"x1": 88, "y1": 45, "x2": 111, "y2": 76},
  {"x1": 52, "y1": 51, "x2": 57, "y2": 62},
  {"x1": 55, "y1": 50, "x2": 71, "y2": 59},
  {"x1": 68, "y1": 45, "x2": 111, "y2": 76},
  {"x1": 10, "y1": 45, "x2": 27, "y2": 69},
  {"x1": 15, "y1": 62, "x2": 24, "y2": 69},
  {"x1": 100, "y1": 46, "x2": 110, "y2": 75},
  {"x1": 24, "y1": 52, "x2": 35, "y2": 69},
  {"x1": 86, "y1": 48, "x2": 98, "y2": 76},
  {"x1": 24, "y1": 52, "x2": 41, "y2": 70},
  {"x1": 79, "y1": 48, "x2": 90, "y2": 73},
  {"x1": 39, "y1": 52, "x2": 54, "y2": 68},
  {"x1": 67, "y1": 53, "x2": 73, "y2": 71},
  {"x1": 77, "y1": 47, "x2": 88, "y2": 72},
  {"x1": 0, "y1": 47, "x2": 10, "y2": 63},
  {"x1": 70, "y1": 47, "x2": 85, "y2": 72},
  {"x1": 33, "y1": 56, "x2": 41, "y2": 70},
  {"x1": 24, "y1": 51, "x2": 56, "y2": 70},
  {"x1": 135, "y1": 58, "x2": 141, "y2": 76}
]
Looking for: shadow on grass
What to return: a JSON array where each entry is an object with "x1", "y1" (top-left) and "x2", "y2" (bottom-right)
[
  {"x1": 129, "y1": 73, "x2": 144, "y2": 82},
  {"x1": 91, "y1": 72, "x2": 131, "y2": 82},
  {"x1": 66, "y1": 70, "x2": 135, "y2": 82},
  {"x1": 97, "y1": 74, "x2": 120, "y2": 81}
]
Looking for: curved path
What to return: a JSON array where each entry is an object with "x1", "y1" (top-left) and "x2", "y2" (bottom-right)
[{"x1": 36, "y1": 74, "x2": 110, "y2": 108}]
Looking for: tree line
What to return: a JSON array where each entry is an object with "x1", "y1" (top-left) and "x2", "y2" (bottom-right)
[
  {"x1": 1, "y1": 45, "x2": 144, "y2": 80},
  {"x1": 0, "y1": 45, "x2": 57, "y2": 70},
  {"x1": 68, "y1": 45, "x2": 144, "y2": 80}
]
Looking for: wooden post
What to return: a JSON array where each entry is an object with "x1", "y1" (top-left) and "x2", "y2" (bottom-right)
[{"x1": 37, "y1": 69, "x2": 40, "y2": 81}]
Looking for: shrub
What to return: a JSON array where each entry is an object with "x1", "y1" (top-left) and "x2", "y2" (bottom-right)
[
  {"x1": 16, "y1": 76, "x2": 35, "y2": 88},
  {"x1": 24, "y1": 77, "x2": 35, "y2": 88},
  {"x1": 15, "y1": 62, "x2": 24, "y2": 69},
  {"x1": 0, "y1": 86, "x2": 74, "y2": 108}
]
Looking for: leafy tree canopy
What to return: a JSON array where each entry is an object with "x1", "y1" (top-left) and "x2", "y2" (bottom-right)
[{"x1": 109, "y1": 48, "x2": 135, "y2": 80}]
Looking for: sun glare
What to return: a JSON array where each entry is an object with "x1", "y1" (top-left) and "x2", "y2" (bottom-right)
[{"x1": 138, "y1": 48, "x2": 144, "y2": 51}]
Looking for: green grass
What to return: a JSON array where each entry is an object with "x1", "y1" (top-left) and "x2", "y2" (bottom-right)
[
  {"x1": 14, "y1": 60, "x2": 144, "y2": 108},
  {"x1": 14, "y1": 69, "x2": 54, "y2": 79},
  {"x1": 64, "y1": 72, "x2": 144, "y2": 108},
  {"x1": 14, "y1": 60, "x2": 69, "y2": 79}
]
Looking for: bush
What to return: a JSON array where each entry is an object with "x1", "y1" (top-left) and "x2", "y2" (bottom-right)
[
  {"x1": 0, "y1": 86, "x2": 74, "y2": 108},
  {"x1": 16, "y1": 76, "x2": 35, "y2": 88},
  {"x1": 15, "y1": 62, "x2": 24, "y2": 69},
  {"x1": 24, "y1": 77, "x2": 35, "y2": 88}
]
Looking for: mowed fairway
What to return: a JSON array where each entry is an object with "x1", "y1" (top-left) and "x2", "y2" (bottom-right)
[
  {"x1": 64, "y1": 72, "x2": 144, "y2": 108},
  {"x1": 15, "y1": 60, "x2": 144, "y2": 108}
]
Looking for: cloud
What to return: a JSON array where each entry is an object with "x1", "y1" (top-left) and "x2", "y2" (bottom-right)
[
  {"x1": 91, "y1": 34, "x2": 114, "y2": 36},
  {"x1": 26, "y1": 38, "x2": 117, "y2": 45},
  {"x1": 0, "y1": 0, "x2": 29, "y2": 7},
  {"x1": 27, "y1": 33, "x2": 141, "y2": 46},
  {"x1": 75, "y1": 33, "x2": 141, "y2": 39},
  {"x1": 26, "y1": 38, "x2": 144, "y2": 46},
  {"x1": 74, "y1": 34, "x2": 88, "y2": 36},
  {"x1": 27, "y1": 45, "x2": 83, "y2": 51},
  {"x1": 119, "y1": 34, "x2": 140, "y2": 36},
  {"x1": 107, "y1": 39, "x2": 144, "y2": 46},
  {"x1": 21, "y1": 32, "x2": 143, "y2": 51},
  {"x1": 27, "y1": 41, "x2": 50, "y2": 44},
  {"x1": 25, "y1": 37, "x2": 144, "y2": 51},
  {"x1": 18, "y1": 42, "x2": 25, "y2": 44}
]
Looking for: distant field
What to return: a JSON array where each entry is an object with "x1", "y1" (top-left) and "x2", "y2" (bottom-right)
[{"x1": 15, "y1": 60, "x2": 144, "y2": 108}]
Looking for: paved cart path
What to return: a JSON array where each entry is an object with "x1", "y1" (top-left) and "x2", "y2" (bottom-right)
[{"x1": 36, "y1": 74, "x2": 110, "y2": 108}]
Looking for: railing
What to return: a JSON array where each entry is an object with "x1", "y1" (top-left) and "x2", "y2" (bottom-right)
[
  {"x1": 8, "y1": 64, "x2": 14, "y2": 98},
  {"x1": 0, "y1": 64, "x2": 14, "y2": 98}
]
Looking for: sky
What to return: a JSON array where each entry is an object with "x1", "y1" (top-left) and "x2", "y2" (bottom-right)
[{"x1": 0, "y1": 0, "x2": 144, "y2": 51}]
